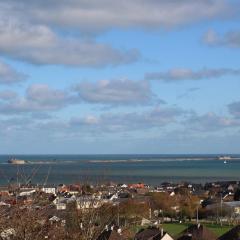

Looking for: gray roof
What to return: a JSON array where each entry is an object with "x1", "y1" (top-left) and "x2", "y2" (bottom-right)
[{"x1": 224, "y1": 201, "x2": 240, "y2": 208}]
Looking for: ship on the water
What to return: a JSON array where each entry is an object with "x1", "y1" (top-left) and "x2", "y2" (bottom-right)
[{"x1": 8, "y1": 158, "x2": 26, "y2": 164}]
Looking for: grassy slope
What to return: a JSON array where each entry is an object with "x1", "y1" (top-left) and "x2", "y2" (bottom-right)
[
  {"x1": 205, "y1": 224, "x2": 232, "y2": 237},
  {"x1": 162, "y1": 223, "x2": 232, "y2": 238},
  {"x1": 162, "y1": 223, "x2": 190, "y2": 237}
]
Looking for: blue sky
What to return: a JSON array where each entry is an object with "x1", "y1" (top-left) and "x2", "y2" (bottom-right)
[{"x1": 0, "y1": 0, "x2": 240, "y2": 154}]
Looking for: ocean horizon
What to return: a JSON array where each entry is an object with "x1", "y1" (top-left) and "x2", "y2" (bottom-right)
[{"x1": 0, "y1": 154, "x2": 240, "y2": 186}]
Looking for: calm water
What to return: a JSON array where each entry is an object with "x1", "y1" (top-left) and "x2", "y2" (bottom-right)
[{"x1": 0, "y1": 154, "x2": 240, "y2": 186}]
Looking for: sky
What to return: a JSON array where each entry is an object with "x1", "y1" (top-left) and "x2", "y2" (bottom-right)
[{"x1": 0, "y1": 0, "x2": 240, "y2": 154}]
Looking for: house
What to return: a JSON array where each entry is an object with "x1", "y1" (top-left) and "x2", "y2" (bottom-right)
[
  {"x1": 169, "y1": 191, "x2": 175, "y2": 197},
  {"x1": 201, "y1": 197, "x2": 218, "y2": 208},
  {"x1": 49, "y1": 215, "x2": 66, "y2": 226},
  {"x1": 0, "y1": 201, "x2": 10, "y2": 207},
  {"x1": 141, "y1": 218, "x2": 151, "y2": 226},
  {"x1": 57, "y1": 184, "x2": 69, "y2": 193},
  {"x1": 41, "y1": 187, "x2": 56, "y2": 195},
  {"x1": 56, "y1": 202, "x2": 66, "y2": 210},
  {"x1": 68, "y1": 184, "x2": 81, "y2": 195},
  {"x1": 118, "y1": 192, "x2": 130, "y2": 199},
  {"x1": 176, "y1": 224, "x2": 217, "y2": 240},
  {"x1": 137, "y1": 188, "x2": 149, "y2": 195},
  {"x1": 134, "y1": 227, "x2": 174, "y2": 240},
  {"x1": 49, "y1": 215, "x2": 61, "y2": 222},
  {"x1": 218, "y1": 225, "x2": 240, "y2": 240},
  {"x1": 129, "y1": 183, "x2": 145, "y2": 189},
  {"x1": 96, "y1": 229, "x2": 125, "y2": 240},
  {"x1": 19, "y1": 189, "x2": 36, "y2": 196},
  {"x1": 227, "y1": 184, "x2": 235, "y2": 192},
  {"x1": 0, "y1": 190, "x2": 10, "y2": 197},
  {"x1": 76, "y1": 196, "x2": 102, "y2": 209},
  {"x1": 206, "y1": 201, "x2": 240, "y2": 217},
  {"x1": 223, "y1": 201, "x2": 240, "y2": 215},
  {"x1": 0, "y1": 228, "x2": 16, "y2": 240}
]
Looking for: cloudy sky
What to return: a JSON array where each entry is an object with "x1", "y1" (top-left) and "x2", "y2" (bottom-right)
[{"x1": 0, "y1": 0, "x2": 240, "y2": 154}]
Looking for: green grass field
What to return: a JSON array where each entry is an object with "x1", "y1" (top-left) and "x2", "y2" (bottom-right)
[
  {"x1": 205, "y1": 224, "x2": 232, "y2": 237},
  {"x1": 162, "y1": 223, "x2": 190, "y2": 237},
  {"x1": 127, "y1": 222, "x2": 233, "y2": 239},
  {"x1": 162, "y1": 223, "x2": 233, "y2": 237}
]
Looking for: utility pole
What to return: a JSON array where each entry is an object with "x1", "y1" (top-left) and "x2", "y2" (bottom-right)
[
  {"x1": 220, "y1": 193, "x2": 223, "y2": 226},
  {"x1": 117, "y1": 203, "x2": 120, "y2": 226},
  {"x1": 196, "y1": 206, "x2": 199, "y2": 224}
]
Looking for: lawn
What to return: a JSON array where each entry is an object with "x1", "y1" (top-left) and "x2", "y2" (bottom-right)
[
  {"x1": 127, "y1": 222, "x2": 233, "y2": 239},
  {"x1": 162, "y1": 223, "x2": 233, "y2": 237},
  {"x1": 162, "y1": 223, "x2": 190, "y2": 237},
  {"x1": 205, "y1": 223, "x2": 232, "y2": 237}
]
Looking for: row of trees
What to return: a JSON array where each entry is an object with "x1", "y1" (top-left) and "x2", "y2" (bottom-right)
[{"x1": 150, "y1": 191, "x2": 200, "y2": 221}]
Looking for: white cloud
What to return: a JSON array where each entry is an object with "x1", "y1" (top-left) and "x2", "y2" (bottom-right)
[
  {"x1": 73, "y1": 79, "x2": 157, "y2": 105},
  {"x1": 228, "y1": 101, "x2": 240, "y2": 118},
  {"x1": 26, "y1": 84, "x2": 71, "y2": 107},
  {"x1": 203, "y1": 29, "x2": 219, "y2": 45},
  {"x1": 0, "y1": 78, "x2": 165, "y2": 115},
  {"x1": 145, "y1": 67, "x2": 240, "y2": 81},
  {"x1": 203, "y1": 29, "x2": 240, "y2": 48},
  {"x1": 1, "y1": 0, "x2": 233, "y2": 31},
  {"x1": 0, "y1": 106, "x2": 184, "y2": 141},
  {"x1": 0, "y1": 90, "x2": 17, "y2": 100},
  {"x1": 0, "y1": 0, "x2": 236, "y2": 67},
  {"x1": 186, "y1": 112, "x2": 240, "y2": 131},
  {"x1": 0, "y1": 84, "x2": 73, "y2": 114},
  {"x1": 70, "y1": 107, "x2": 184, "y2": 132},
  {"x1": 0, "y1": 60, "x2": 27, "y2": 84},
  {"x1": 0, "y1": 20, "x2": 139, "y2": 67}
]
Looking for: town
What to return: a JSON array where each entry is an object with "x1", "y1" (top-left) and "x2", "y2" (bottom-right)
[{"x1": 0, "y1": 180, "x2": 240, "y2": 239}]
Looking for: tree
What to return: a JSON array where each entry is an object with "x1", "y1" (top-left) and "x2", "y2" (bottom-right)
[
  {"x1": 119, "y1": 199, "x2": 149, "y2": 222},
  {"x1": 0, "y1": 205, "x2": 66, "y2": 240}
]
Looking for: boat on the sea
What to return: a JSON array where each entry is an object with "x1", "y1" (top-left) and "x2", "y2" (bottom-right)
[{"x1": 8, "y1": 158, "x2": 26, "y2": 165}]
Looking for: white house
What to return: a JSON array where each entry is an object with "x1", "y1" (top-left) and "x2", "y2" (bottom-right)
[
  {"x1": 19, "y1": 189, "x2": 36, "y2": 196},
  {"x1": 161, "y1": 233, "x2": 174, "y2": 240},
  {"x1": 56, "y1": 203, "x2": 66, "y2": 210},
  {"x1": 41, "y1": 187, "x2": 56, "y2": 195},
  {"x1": 76, "y1": 196, "x2": 103, "y2": 209}
]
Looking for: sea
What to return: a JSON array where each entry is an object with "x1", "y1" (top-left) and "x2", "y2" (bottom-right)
[{"x1": 0, "y1": 154, "x2": 240, "y2": 186}]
